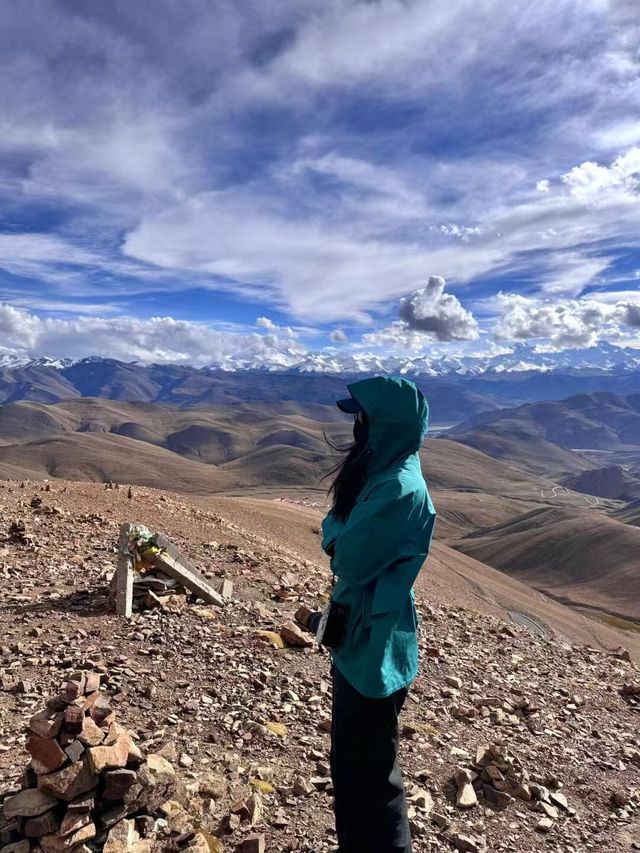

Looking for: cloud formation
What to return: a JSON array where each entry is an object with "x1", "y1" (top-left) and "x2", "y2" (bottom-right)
[
  {"x1": 620, "y1": 302, "x2": 640, "y2": 329},
  {"x1": 398, "y1": 277, "x2": 479, "y2": 342},
  {"x1": 256, "y1": 316, "x2": 297, "y2": 340},
  {"x1": 329, "y1": 328, "x2": 348, "y2": 342},
  {"x1": 0, "y1": 304, "x2": 304, "y2": 368},
  {"x1": 494, "y1": 293, "x2": 640, "y2": 349},
  {"x1": 0, "y1": 0, "x2": 638, "y2": 359},
  {"x1": 561, "y1": 147, "x2": 640, "y2": 204},
  {"x1": 358, "y1": 277, "x2": 479, "y2": 352}
]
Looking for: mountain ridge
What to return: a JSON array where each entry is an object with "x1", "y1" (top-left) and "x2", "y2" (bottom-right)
[
  {"x1": 3, "y1": 340, "x2": 640, "y2": 376},
  {"x1": 449, "y1": 391, "x2": 640, "y2": 478},
  {"x1": 4, "y1": 355, "x2": 640, "y2": 423}
]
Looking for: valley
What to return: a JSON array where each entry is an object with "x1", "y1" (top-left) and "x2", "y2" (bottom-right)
[{"x1": 0, "y1": 378, "x2": 639, "y2": 643}]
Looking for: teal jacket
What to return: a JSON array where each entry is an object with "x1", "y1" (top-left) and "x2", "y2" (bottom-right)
[{"x1": 321, "y1": 376, "x2": 436, "y2": 699}]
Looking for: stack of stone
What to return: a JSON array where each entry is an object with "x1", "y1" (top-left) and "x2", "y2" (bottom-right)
[
  {"x1": 1, "y1": 672, "x2": 180, "y2": 852},
  {"x1": 621, "y1": 680, "x2": 640, "y2": 711},
  {"x1": 4, "y1": 521, "x2": 30, "y2": 546}
]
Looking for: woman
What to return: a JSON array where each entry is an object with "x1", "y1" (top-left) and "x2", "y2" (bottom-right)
[{"x1": 298, "y1": 375, "x2": 436, "y2": 853}]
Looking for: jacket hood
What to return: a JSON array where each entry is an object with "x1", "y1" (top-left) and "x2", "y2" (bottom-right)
[{"x1": 346, "y1": 376, "x2": 429, "y2": 475}]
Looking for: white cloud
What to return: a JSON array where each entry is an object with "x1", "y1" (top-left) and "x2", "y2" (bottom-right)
[
  {"x1": 287, "y1": 153, "x2": 427, "y2": 220},
  {"x1": 6, "y1": 297, "x2": 122, "y2": 315},
  {"x1": 0, "y1": 303, "x2": 305, "y2": 368},
  {"x1": 561, "y1": 147, "x2": 640, "y2": 204},
  {"x1": 0, "y1": 233, "x2": 99, "y2": 283},
  {"x1": 360, "y1": 321, "x2": 437, "y2": 353},
  {"x1": 0, "y1": 0, "x2": 639, "y2": 330},
  {"x1": 256, "y1": 316, "x2": 276, "y2": 329},
  {"x1": 21, "y1": 119, "x2": 190, "y2": 217},
  {"x1": 358, "y1": 277, "x2": 479, "y2": 351},
  {"x1": 437, "y1": 223, "x2": 480, "y2": 242},
  {"x1": 536, "y1": 252, "x2": 613, "y2": 297},
  {"x1": 398, "y1": 277, "x2": 479, "y2": 341},
  {"x1": 256, "y1": 316, "x2": 297, "y2": 340},
  {"x1": 620, "y1": 302, "x2": 640, "y2": 328},
  {"x1": 329, "y1": 328, "x2": 348, "y2": 342},
  {"x1": 122, "y1": 191, "x2": 441, "y2": 321},
  {"x1": 0, "y1": 232, "x2": 166, "y2": 292},
  {"x1": 493, "y1": 293, "x2": 640, "y2": 349},
  {"x1": 594, "y1": 121, "x2": 640, "y2": 151}
]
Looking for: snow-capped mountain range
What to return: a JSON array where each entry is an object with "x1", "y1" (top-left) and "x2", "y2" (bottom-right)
[
  {"x1": 244, "y1": 341, "x2": 640, "y2": 376},
  {"x1": 2, "y1": 342, "x2": 640, "y2": 377}
]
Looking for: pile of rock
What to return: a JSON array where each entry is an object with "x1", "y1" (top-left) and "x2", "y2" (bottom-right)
[
  {"x1": 0, "y1": 672, "x2": 206, "y2": 852},
  {"x1": 131, "y1": 570, "x2": 190, "y2": 614},
  {"x1": 4, "y1": 521, "x2": 31, "y2": 546},
  {"x1": 452, "y1": 743, "x2": 573, "y2": 833},
  {"x1": 621, "y1": 680, "x2": 640, "y2": 710},
  {"x1": 450, "y1": 688, "x2": 542, "y2": 732}
]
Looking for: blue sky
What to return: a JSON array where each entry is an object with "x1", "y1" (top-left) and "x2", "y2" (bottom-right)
[{"x1": 0, "y1": 0, "x2": 639, "y2": 367}]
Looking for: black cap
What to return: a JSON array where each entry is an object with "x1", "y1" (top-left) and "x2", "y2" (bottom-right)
[{"x1": 336, "y1": 396, "x2": 363, "y2": 414}]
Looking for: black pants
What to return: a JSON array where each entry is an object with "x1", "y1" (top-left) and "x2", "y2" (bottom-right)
[{"x1": 330, "y1": 665, "x2": 412, "y2": 853}]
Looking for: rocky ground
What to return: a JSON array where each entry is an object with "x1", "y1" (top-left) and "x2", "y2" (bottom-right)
[{"x1": 0, "y1": 480, "x2": 639, "y2": 852}]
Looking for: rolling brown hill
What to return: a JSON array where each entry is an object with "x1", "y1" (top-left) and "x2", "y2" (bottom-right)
[
  {"x1": 0, "y1": 399, "x2": 599, "y2": 516},
  {"x1": 452, "y1": 392, "x2": 640, "y2": 449},
  {"x1": 0, "y1": 397, "x2": 632, "y2": 631},
  {"x1": 612, "y1": 497, "x2": 640, "y2": 528},
  {"x1": 562, "y1": 464, "x2": 640, "y2": 501},
  {"x1": 450, "y1": 392, "x2": 640, "y2": 478},
  {"x1": 448, "y1": 425, "x2": 592, "y2": 477},
  {"x1": 420, "y1": 437, "x2": 584, "y2": 498},
  {"x1": 0, "y1": 432, "x2": 338, "y2": 494},
  {"x1": 0, "y1": 433, "x2": 231, "y2": 492},
  {"x1": 429, "y1": 490, "x2": 544, "y2": 539},
  {"x1": 451, "y1": 505, "x2": 640, "y2": 622},
  {"x1": 0, "y1": 398, "x2": 343, "y2": 458}
]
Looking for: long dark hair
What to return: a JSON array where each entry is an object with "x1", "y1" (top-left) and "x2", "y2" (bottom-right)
[{"x1": 323, "y1": 414, "x2": 371, "y2": 522}]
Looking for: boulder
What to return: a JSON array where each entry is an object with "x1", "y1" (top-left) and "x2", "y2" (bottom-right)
[
  {"x1": 29, "y1": 710, "x2": 64, "y2": 740},
  {"x1": 86, "y1": 729, "x2": 132, "y2": 774},
  {"x1": 102, "y1": 769, "x2": 138, "y2": 801},
  {"x1": 38, "y1": 757, "x2": 98, "y2": 802},
  {"x1": 24, "y1": 809, "x2": 61, "y2": 838},
  {"x1": 78, "y1": 716, "x2": 105, "y2": 747},
  {"x1": 3, "y1": 788, "x2": 58, "y2": 819},
  {"x1": 40, "y1": 821, "x2": 95, "y2": 852},
  {"x1": 454, "y1": 768, "x2": 477, "y2": 809},
  {"x1": 280, "y1": 621, "x2": 313, "y2": 648},
  {"x1": 103, "y1": 819, "x2": 139, "y2": 853},
  {"x1": 130, "y1": 753, "x2": 177, "y2": 812},
  {"x1": 0, "y1": 842, "x2": 30, "y2": 853},
  {"x1": 26, "y1": 733, "x2": 66, "y2": 773},
  {"x1": 60, "y1": 809, "x2": 91, "y2": 837}
]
